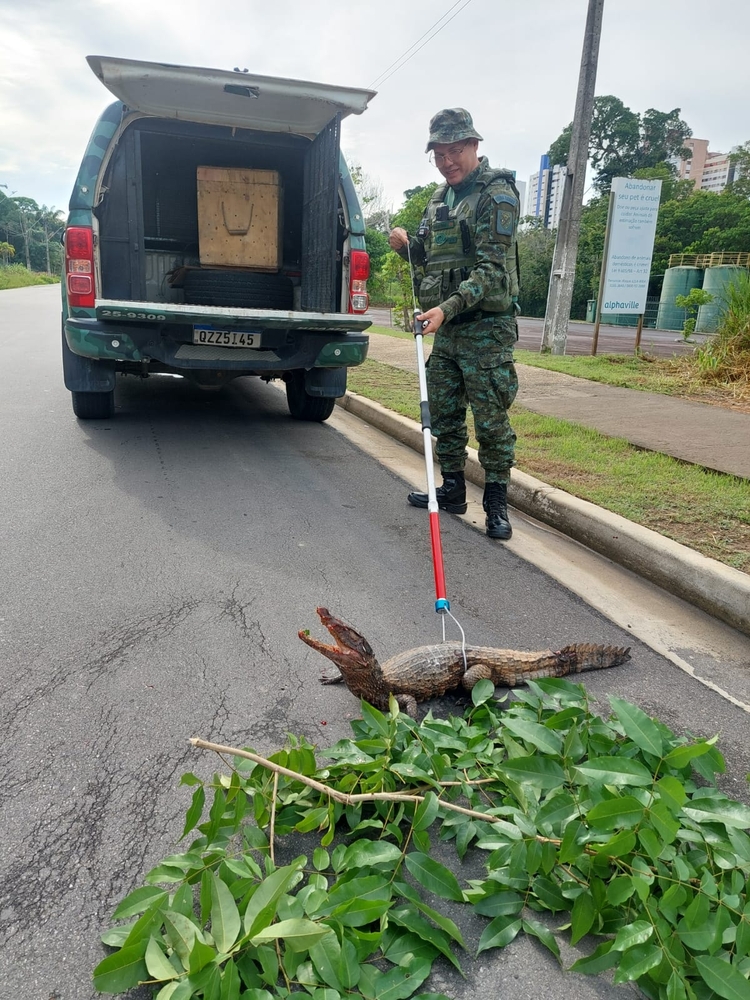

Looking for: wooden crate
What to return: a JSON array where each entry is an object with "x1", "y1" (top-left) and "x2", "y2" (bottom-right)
[{"x1": 196, "y1": 166, "x2": 283, "y2": 271}]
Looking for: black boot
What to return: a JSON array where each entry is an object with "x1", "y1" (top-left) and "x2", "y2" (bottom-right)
[
  {"x1": 483, "y1": 481, "x2": 512, "y2": 540},
  {"x1": 408, "y1": 471, "x2": 467, "y2": 514}
]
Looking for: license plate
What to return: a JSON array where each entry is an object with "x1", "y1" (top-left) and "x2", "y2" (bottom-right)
[{"x1": 193, "y1": 326, "x2": 261, "y2": 348}]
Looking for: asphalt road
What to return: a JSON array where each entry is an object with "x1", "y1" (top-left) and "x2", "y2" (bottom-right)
[
  {"x1": 1, "y1": 286, "x2": 748, "y2": 1000},
  {"x1": 368, "y1": 306, "x2": 708, "y2": 357}
]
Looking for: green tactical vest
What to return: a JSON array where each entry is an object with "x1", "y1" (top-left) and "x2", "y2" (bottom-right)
[{"x1": 417, "y1": 167, "x2": 521, "y2": 316}]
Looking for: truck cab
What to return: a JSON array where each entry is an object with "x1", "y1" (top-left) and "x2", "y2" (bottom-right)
[{"x1": 62, "y1": 56, "x2": 375, "y2": 421}]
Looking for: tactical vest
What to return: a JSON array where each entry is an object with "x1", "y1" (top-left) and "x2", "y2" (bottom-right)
[{"x1": 417, "y1": 168, "x2": 520, "y2": 316}]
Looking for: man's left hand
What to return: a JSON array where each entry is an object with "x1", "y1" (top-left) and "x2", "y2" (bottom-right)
[{"x1": 415, "y1": 307, "x2": 445, "y2": 336}]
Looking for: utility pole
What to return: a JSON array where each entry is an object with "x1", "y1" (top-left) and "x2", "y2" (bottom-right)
[{"x1": 540, "y1": 0, "x2": 605, "y2": 354}]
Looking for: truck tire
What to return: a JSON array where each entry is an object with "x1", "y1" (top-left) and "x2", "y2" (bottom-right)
[
  {"x1": 71, "y1": 390, "x2": 115, "y2": 419},
  {"x1": 183, "y1": 269, "x2": 294, "y2": 309},
  {"x1": 286, "y1": 371, "x2": 336, "y2": 422}
]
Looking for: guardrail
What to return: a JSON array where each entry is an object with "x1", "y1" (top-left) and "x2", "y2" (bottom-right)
[{"x1": 668, "y1": 252, "x2": 750, "y2": 268}]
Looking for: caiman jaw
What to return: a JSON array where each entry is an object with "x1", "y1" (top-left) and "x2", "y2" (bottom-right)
[{"x1": 298, "y1": 607, "x2": 378, "y2": 672}]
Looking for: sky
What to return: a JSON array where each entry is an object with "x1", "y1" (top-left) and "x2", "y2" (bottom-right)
[{"x1": 1, "y1": 0, "x2": 749, "y2": 220}]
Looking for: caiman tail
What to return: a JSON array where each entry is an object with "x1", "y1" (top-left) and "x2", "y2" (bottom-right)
[{"x1": 462, "y1": 643, "x2": 631, "y2": 688}]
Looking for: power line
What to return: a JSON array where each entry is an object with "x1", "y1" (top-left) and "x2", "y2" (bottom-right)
[
  {"x1": 368, "y1": 0, "x2": 474, "y2": 91},
  {"x1": 368, "y1": 0, "x2": 465, "y2": 89}
]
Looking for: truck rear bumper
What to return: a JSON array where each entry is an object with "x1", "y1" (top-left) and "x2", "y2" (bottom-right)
[{"x1": 63, "y1": 318, "x2": 369, "y2": 371}]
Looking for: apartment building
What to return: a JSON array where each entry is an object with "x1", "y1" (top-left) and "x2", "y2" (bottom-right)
[
  {"x1": 675, "y1": 138, "x2": 739, "y2": 192},
  {"x1": 526, "y1": 155, "x2": 566, "y2": 228}
]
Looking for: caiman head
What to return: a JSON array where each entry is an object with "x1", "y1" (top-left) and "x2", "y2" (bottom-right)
[{"x1": 298, "y1": 607, "x2": 380, "y2": 680}]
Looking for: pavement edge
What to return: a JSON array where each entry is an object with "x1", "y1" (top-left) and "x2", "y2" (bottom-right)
[{"x1": 336, "y1": 391, "x2": 750, "y2": 638}]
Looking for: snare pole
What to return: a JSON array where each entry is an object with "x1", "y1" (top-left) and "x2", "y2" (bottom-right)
[{"x1": 412, "y1": 308, "x2": 450, "y2": 614}]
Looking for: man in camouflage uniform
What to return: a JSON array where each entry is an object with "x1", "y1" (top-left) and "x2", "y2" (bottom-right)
[{"x1": 389, "y1": 108, "x2": 521, "y2": 540}]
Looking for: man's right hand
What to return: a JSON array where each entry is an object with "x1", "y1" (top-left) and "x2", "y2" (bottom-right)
[{"x1": 388, "y1": 227, "x2": 408, "y2": 251}]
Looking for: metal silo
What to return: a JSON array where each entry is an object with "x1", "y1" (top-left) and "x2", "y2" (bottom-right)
[
  {"x1": 656, "y1": 266, "x2": 704, "y2": 331},
  {"x1": 695, "y1": 265, "x2": 746, "y2": 333}
]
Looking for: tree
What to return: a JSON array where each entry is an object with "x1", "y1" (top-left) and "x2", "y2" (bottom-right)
[
  {"x1": 516, "y1": 218, "x2": 556, "y2": 317},
  {"x1": 350, "y1": 165, "x2": 391, "y2": 230},
  {"x1": 382, "y1": 184, "x2": 438, "y2": 327},
  {"x1": 548, "y1": 96, "x2": 693, "y2": 191},
  {"x1": 0, "y1": 240, "x2": 15, "y2": 265},
  {"x1": 728, "y1": 140, "x2": 750, "y2": 199}
]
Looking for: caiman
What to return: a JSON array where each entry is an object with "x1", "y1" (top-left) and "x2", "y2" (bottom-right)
[{"x1": 299, "y1": 607, "x2": 631, "y2": 716}]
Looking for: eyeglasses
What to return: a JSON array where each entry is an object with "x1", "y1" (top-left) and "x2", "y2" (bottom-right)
[{"x1": 429, "y1": 143, "x2": 468, "y2": 166}]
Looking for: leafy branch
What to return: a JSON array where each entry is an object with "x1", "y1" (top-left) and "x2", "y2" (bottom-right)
[{"x1": 94, "y1": 679, "x2": 750, "y2": 1000}]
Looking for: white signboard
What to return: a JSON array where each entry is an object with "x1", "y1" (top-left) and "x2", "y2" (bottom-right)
[{"x1": 600, "y1": 177, "x2": 662, "y2": 314}]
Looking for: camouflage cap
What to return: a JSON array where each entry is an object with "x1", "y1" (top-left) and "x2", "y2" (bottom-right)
[{"x1": 425, "y1": 108, "x2": 483, "y2": 152}]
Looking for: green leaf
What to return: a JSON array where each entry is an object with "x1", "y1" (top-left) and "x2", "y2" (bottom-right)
[
  {"x1": 243, "y1": 862, "x2": 303, "y2": 938},
  {"x1": 570, "y1": 939, "x2": 619, "y2": 975},
  {"x1": 413, "y1": 791, "x2": 440, "y2": 832},
  {"x1": 471, "y1": 678, "x2": 495, "y2": 706},
  {"x1": 210, "y1": 872, "x2": 241, "y2": 953},
  {"x1": 251, "y1": 917, "x2": 333, "y2": 949},
  {"x1": 309, "y1": 931, "x2": 346, "y2": 991},
  {"x1": 163, "y1": 911, "x2": 201, "y2": 968},
  {"x1": 695, "y1": 956, "x2": 750, "y2": 1000},
  {"x1": 498, "y1": 756, "x2": 566, "y2": 790},
  {"x1": 92, "y1": 942, "x2": 149, "y2": 993},
  {"x1": 388, "y1": 905, "x2": 461, "y2": 970},
  {"x1": 220, "y1": 958, "x2": 241, "y2": 1000},
  {"x1": 182, "y1": 786, "x2": 206, "y2": 839},
  {"x1": 145, "y1": 937, "x2": 179, "y2": 982},
  {"x1": 313, "y1": 848, "x2": 329, "y2": 871},
  {"x1": 477, "y1": 916, "x2": 522, "y2": 954},
  {"x1": 522, "y1": 917, "x2": 560, "y2": 960},
  {"x1": 612, "y1": 919, "x2": 653, "y2": 952},
  {"x1": 500, "y1": 717, "x2": 563, "y2": 755},
  {"x1": 404, "y1": 853, "x2": 464, "y2": 902},
  {"x1": 570, "y1": 892, "x2": 596, "y2": 945},
  {"x1": 666, "y1": 971, "x2": 689, "y2": 1000},
  {"x1": 574, "y1": 757, "x2": 654, "y2": 786},
  {"x1": 591, "y1": 829, "x2": 636, "y2": 857},
  {"x1": 586, "y1": 796, "x2": 645, "y2": 830},
  {"x1": 612, "y1": 943, "x2": 663, "y2": 983},
  {"x1": 360, "y1": 699, "x2": 390, "y2": 735},
  {"x1": 609, "y1": 696, "x2": 664, "y2": 757},
  {"x1": 472, "y1": 890, "x2": 524, "y2": 918},
  {"x1": 367, "y1": 960, "x2": 432, "y2": 1000},
  {"x1": 656, "y1": 775, "x2": 688, "y2": 813},
  {"x1": 343, "y1": 839, "x2": 402, "y2": 869},
  {"x1": 683, "y1": 797, "x2": 750, "y2": 830},
  {"x1": 664, "y1": 740, "x2": 715, "y2": 769},
  {"x1": 607, "y1": 876, "x2": 635, "y2": 906},
  {"x1": 112, "y1": 886, "x2": 169, "y2": 920}
]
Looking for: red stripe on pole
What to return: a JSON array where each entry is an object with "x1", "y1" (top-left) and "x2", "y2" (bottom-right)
[{"x1": 428, "y1": 511, "x2": 448, "y2": 602}]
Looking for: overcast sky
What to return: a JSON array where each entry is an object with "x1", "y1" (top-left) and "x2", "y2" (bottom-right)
[{"x1": 1, "y1": 0, "x2": 748, "y2": 219}]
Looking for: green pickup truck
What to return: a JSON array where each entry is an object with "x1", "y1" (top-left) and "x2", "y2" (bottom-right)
[{"x1": 62, "y1": 56, "x2": 375, "y2": 421}]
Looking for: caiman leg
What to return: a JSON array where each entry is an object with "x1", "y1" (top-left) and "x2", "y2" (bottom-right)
[{"x1": 462, "y1": 643, "x2": 631, "y2": 689}]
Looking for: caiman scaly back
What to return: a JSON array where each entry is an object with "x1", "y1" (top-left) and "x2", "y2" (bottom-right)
[{"x1": 299, "y1": 608, "x2": 630, "y2": 717}]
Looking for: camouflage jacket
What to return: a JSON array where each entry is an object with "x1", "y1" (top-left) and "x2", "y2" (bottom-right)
[{"x1": 398, "y1": 157, "x2": 521, "y2": 323}]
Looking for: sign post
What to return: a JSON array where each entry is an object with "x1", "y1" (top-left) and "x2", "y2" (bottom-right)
[{"x1": 591, "y1": 177, "x2": 661, "y2": 355}]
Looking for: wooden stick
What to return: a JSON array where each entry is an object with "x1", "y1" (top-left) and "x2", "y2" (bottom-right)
[{"x1": 191, "y1": 738, "x2": 510, "y2": 825}]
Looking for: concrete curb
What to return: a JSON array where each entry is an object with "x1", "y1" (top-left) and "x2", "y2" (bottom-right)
[{"x1": 336, "y1": 391, "x2": 750, "y2": 637}]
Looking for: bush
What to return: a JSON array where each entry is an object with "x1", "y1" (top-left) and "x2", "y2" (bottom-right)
[
  {"x1": 0, "y1": 263, "x2": 59, "y2": 290},
  {"x1": 695, "y1": 270, "x2": 750, "y2": 388}
]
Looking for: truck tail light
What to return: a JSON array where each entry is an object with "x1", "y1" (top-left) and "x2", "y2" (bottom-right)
[
  {"x1": 349, "y1": 250, "x2": 370, "y2": 313},
  {"x1": 65, "y1": 226, "x2": 95, "y2": 308}
]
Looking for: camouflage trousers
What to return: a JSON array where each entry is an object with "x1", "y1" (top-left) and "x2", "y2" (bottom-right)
[{"x1": 426, "y1": 314, "x2": 518, "y2": 483}]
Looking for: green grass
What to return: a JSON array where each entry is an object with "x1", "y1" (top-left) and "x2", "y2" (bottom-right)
[
  {"x1": 348, "y1": 358, "x2": 750, "y2": 572},
  {"x1": 367, "y1": 325, "x2": 749, "y2": 408},
  {"x1": 0, "y1": 264, "x2": 60, "y2": 290}
]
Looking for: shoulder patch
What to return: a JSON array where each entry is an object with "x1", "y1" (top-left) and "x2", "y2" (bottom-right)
[{"x1": 492, "y1": 192, "x2": 518, "y2": 237}]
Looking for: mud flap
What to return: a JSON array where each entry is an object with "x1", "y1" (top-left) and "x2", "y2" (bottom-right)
[
  {"x1": 62, "y1": 327, "x2": 115, "y2": 392},
  {"x1": 305, "y1": 367, "x2": 347, "y2": 398}
]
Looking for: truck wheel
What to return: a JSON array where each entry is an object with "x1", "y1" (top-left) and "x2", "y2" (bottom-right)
[
  {"x1": 285, "y1": 372, "x2": 336, "y2": 422},
  {"x1": 71, "y1": 390, "x2": 114, "y2": 419},
  {"x1": 183, "y1": 269, "x2": 294, "y2": 309}
]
